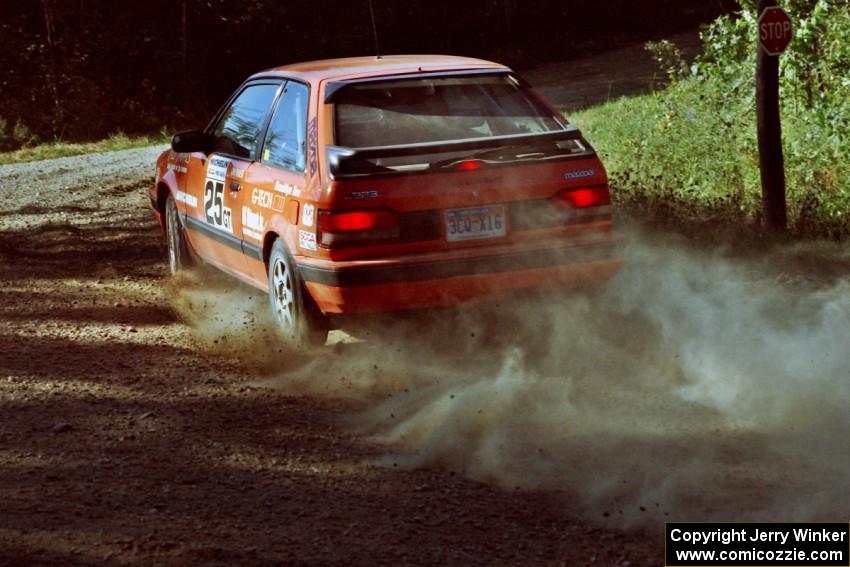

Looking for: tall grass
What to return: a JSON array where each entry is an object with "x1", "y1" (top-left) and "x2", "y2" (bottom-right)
[{"x1": 0, "y1": 132, "x2": 169, "y2": 165}]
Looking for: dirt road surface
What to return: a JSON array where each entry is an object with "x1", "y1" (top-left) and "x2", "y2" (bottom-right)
[{"x1": 0, "y1": 148, "x2": 657, "y2": 564}]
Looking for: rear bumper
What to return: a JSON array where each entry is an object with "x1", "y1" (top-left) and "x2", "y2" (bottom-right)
[{"x1": 298, "y1": 237, "x2": 622, "y2": 314}]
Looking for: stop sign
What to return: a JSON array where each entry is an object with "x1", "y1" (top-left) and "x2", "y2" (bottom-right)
[{"x1": 758, "y1": 6, "x2": 793, "y2": 56}]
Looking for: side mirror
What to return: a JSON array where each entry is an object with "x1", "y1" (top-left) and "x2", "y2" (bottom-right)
[{"x1": 171, "y1": 130, "x2": 213, "y2": 154}]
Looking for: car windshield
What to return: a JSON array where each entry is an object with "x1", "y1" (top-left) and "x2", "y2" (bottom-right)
[{"x1": 334, "y1": 74, "x2": 564, "y2": 148}]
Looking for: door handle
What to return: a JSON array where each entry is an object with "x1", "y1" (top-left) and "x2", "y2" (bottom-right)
[{"x1": 229, "y1": 181, "x2": 241, "y2": 191}]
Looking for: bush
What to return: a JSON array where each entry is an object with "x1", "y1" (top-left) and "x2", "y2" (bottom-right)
[{"x1": 573, "y1": 0, "x2": 850, "y2": 238}]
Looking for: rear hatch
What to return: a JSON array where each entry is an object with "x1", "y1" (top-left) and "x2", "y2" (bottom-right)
[{"x1": 320, "y1": 71, "x2": 612, "y2": 259}]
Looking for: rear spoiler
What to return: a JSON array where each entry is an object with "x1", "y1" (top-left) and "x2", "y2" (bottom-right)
[{"x1": 326, "y1": 127, "x2": 589, "y2": 179}]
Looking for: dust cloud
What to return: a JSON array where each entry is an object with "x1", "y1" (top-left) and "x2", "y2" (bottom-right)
[
  {"x1": 173, "y1": 228, "x2": 850, "y2": 525},
  {"x1": 168, "y1": 270, "x2": 283, "y2": 363}
]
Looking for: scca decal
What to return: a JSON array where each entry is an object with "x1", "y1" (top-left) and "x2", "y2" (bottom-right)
[
  {"x1": 299, "y1": 229, "x2": 317, "y2": 251},
  {"x1": 308, "y1": 117, "x2": 318, "y2": 177}
]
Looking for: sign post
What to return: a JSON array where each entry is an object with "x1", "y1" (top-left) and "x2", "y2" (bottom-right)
[{"x1": 756, "y1": 1, "x2": 793, "y2": 232}]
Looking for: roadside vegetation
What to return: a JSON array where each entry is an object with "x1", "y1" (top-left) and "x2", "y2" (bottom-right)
[
  {"x1": 573, "y1": 0, "x2": 850, "y2": 238},
  {"x1": 0, "y1": 132, "x2": 167, "y2": 165},
  {"x1": 2, "y1": 1, "x2": 733, "y2": 155}
]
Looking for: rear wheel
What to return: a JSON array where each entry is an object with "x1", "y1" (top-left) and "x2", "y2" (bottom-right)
[
  {"x1": 165, "y1": 195, "x2": 194, "y2": 275},
  {"x1": 267, "y1": 239, "x2": 328, "y2": 348}
]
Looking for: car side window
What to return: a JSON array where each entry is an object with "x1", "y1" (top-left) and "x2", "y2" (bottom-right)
[
  {"x1": 261, "y1": 81, "x2": 309, "y2": 173},
  {"x1": 213, "y1": 83, "x2": 280, "y2": 159}
]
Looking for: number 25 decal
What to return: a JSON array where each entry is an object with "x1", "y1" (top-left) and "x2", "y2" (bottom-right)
[
  {"x1": 204, "y1": 180, "x2": 223, "y2": 224},
  {"x1": 203, "y1": 179, "x2": 233, "y2": 233}
]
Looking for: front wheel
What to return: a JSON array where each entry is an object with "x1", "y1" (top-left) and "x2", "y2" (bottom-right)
[
  {"x1": 267, "y1": 240, "x2": 328, "y2": 349},
  {"x1": 165, "y1": 195, "x2": 194, "y2": 275}
]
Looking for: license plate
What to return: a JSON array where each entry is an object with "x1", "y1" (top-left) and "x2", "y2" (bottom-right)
[{"x1": 445, "y1": 205, "x2": 506, "y2": 242}]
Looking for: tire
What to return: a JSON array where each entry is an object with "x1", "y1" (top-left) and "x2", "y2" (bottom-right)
[
  {"x1": 267, "y1": 239, "x2": 328, "y2": 348},
  {"x1": 165, "y1": 194, "x2": 195, "y2": 275}
]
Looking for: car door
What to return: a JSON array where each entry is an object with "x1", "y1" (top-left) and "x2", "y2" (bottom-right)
[
  {"x1": 182, "y1": 80, "x2": 282, "y2": 279},
  {"x1": 240, "y1": 80, "x2": 311, "y2": 285}
]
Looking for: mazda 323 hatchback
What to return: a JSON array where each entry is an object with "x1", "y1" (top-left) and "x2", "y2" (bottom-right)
[{"x1": 149, "y1": 55, "x2": 621, "y2": 346}]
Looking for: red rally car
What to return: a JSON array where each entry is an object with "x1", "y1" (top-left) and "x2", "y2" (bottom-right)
[{"x1": 149, "y1": 55, "x2": 622, "y2": 346}]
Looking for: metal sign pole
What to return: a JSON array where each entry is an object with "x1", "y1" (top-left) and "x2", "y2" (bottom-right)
[{"x1": 756, "y1": 0, "x2": 789, "y2": 232}]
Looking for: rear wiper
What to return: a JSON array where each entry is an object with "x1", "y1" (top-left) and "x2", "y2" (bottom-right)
[
  {"x1": 427, "y1": 140, "x2": 580, "y2": 170},
  {"x1": 427, "y1": 145, "x2": 514, "y2": 169}
]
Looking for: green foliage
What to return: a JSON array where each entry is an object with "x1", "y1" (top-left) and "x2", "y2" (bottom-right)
[
  {"x1": 575, "y1": 1, "x2": 850, "y2": 238},
  {"x1": 0, "y1": 1, "x2": 736, "y2": 151},
  {"x1": 645, "y1": 40, "x2": 690, "y2": 83}
]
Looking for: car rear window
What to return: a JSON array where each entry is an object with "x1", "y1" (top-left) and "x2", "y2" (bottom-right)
[{"x1": 334, "y1": 74, "x2": 563, "y2": 148}]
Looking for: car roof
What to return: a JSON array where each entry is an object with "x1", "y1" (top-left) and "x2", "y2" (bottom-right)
[{"x1": 252, "y1": 55, "x2": 509, "y2": 83}]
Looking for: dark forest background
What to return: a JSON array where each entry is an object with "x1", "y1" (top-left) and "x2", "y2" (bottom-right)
[{"x1": 0, "y1": 0, "x2": 738, "y2": 150}]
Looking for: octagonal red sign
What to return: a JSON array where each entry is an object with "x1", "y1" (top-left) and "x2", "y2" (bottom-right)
[{"x1": 758, "y1": 6, "x2": 793, "y2": 56}]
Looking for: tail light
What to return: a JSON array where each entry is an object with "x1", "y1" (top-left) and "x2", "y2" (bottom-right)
[
  {"x1": 455, "y1": 160, "x2": 484, "y2": 171},
  {"x1": 317, "y1": 209, "x2": 399, "y2": 248},
  {"x1": 555, "y1": 185, "x2": 610, "y2": 209}
]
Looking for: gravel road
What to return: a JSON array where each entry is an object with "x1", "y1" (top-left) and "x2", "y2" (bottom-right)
[{"x1": 0, "y1": 146, "x2": 655, "y2": 565}]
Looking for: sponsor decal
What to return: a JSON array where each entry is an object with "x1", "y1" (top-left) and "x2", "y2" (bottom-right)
[
  {"x1": 241, "y1": 206, "x2": 264, "y2": 241},
  {"x1": 271, "y1": 195, "x2": 285, "y2": 212},
  {"x1": 175, "y1": 191, "x2": 198, "y2": 208},
  {"x1": 273, "y1": 180, "x2": 296, "y2": 195},
  {"x1": 564, "y1": 169, "x2": 595, "y2": 180},
  {"x1": 207, "y1": 156, "x2": 230, "y2": 182},
  {"x1": 251, "y1": 188, "x2": 274, "y2": 209},
  {"x1": 346, "y1": 190, "x2": 379, "y2": 200},
  {"x1": 169, "y1": 151, "x2": 190, "y2": 164},
  {"x1": 292, "y1": 188, "x2": 302, "y2": 197},
  {"x1": 166, "y1": 153, "x2": 190, "y2": 176},
  {"x1": 302, "y1": 204, "x2": 315, "y2": 227},
  {"x1": 230, "y1": 167, "x2": 245, "y2": 179},
  {"x1": 308, "y1": 117, "x2": 318, "y2": 177},
  {"x1": 299, "y1": 229, "x2": 317, "y2": 251}
]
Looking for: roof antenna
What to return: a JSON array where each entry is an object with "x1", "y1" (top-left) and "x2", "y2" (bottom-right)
[{"x1": 367, "y1": 0, "x2": 381, "y2": 59}]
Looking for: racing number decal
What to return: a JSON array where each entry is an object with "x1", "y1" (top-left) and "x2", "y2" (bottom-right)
[
  {"x1": 204, "y1": 180, "x2": 225, "y2": 225},
  {"x1": 203, "y1": 157, "x2": 233, "y2": 233}
]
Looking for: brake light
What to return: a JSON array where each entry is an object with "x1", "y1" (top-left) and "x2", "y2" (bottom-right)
[
  {"x1": 556, "y1": 186, "x2": 610, "y2": 208},
  {"x1": 455, "y1": 160, "x2": 484, "y2": 171},
  {"x1": 320, "y1": 210, "x2": 396, "y2": 232},
  {"x1": 317, "y1": 210, "x2": 399, "y2": 247}
]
